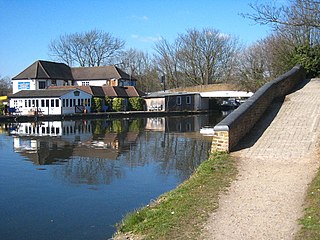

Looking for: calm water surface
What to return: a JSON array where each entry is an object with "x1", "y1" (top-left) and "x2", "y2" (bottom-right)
[{"x1": 0, "y1": 114, "x2": 223, "y2": 240}]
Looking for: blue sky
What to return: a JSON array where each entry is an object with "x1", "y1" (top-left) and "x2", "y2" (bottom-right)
[{"x1": 0, "y1": 0, "x2": 272, "y2": 78}]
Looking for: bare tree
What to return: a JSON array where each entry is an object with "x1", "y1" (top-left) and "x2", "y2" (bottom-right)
[
  {"x1": 154, "y1": 28, "x2": 240, "y2": 88},
  {"x1": 237, "y1": 41, "x2": 272, "y2": 91},
  {"x1": 236, "y1": 33, "x2": 296, "y2": 91},
  {"x1": 49, "y1": 30, "x2": 125, "y2": 67},
  {"x1": 116, "y1": 49, "x2": 161, "y2": 92},
  {"x1": 0, "y1": 75, "x2": 12, "y2": 95},
  {"x1": 243, "y1": 0, "x2": 320, "y2": 45},
  {"x1": 154, "y1": 39, "x2": 181, "y2": 88}
]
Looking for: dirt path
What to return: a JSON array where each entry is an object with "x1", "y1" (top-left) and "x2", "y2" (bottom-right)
[{"x1": 201, "y1": 79, "x2": 320, "y2": 239}]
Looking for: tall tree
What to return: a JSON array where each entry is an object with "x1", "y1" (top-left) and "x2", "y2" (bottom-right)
[
  {"x1": 243, "y1": 0, "x2": 320, "y2": 45},
  {"x1": 116, "y1": 48, "x2": 161, "y2": 92},
  {"x1": 243, "y1": 0, "x2": 320, "y2": 77},
  {"x1": 154, "y1": 28, "x2": 240, "y2": 88},
  {"x1": 49, "y1": 30, "x2": 125, "y2": 67}
]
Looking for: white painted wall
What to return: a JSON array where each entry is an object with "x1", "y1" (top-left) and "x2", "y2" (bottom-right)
[
  {"x1": 9, "y1": 89, "x2": 92, "y2": 116},
  {"x1": 73, "y1": 79, "x2": 107, "y2": 86},
  {"x1": 12, "y1": 79, "x2": 73, "y2": 94},
  {"x1": 12, "y1": 79, "x2": 36, "y2": 94}
]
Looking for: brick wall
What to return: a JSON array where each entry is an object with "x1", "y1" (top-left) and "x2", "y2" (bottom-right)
[{"x1": 212, "y1": 65, "x2": 306, "y2": 152}]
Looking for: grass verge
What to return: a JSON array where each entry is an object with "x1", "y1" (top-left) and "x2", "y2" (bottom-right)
[
  {"x1": 114, "y1": 152, "x2": 237, "y2": 240},
  {"x1": 296, "y1": 166, "x2": 320, "y2": 240}
]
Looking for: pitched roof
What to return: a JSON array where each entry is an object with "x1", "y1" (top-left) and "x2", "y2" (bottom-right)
[
  {"x1": 12, "y1": 60, "x2": 73, "y2": 80},
  {"x1": 48, "y1": 85, "x2": 145, "y2": 98},
  {"x1": 71, "y1": 65, "x2": 135, "y2": 81},
  {"x1": 124, "y1": 86, "x2": 146, "y2": 97},
  {"x1": 10, "y1": 88, "x2": 90, "y2": 98}
]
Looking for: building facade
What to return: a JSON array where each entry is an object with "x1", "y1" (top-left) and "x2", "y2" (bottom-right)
[
  {"x1": 11, "y1": 60, "x2": 137, "y2": 94},
  {"x1": 9, "y1": 89, "x2": 92, "y2": 115}
]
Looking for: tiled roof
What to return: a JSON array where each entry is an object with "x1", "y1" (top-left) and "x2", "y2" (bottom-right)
[
  {"x1": 124, "y1": 86, "x2": 146, "y2": 97},
  {"x1": 12, "y1": 60, "x2": 73, "y2": 80},
  {"x1": 12, "y1": 60, "x2": 137, "y2": 83},
  {"x1": 10, "y1": 89, "x2": 79, "y2": 98},
  {"x1": 71, "y1": 65, "x2": 135, "y2": 81},
  {"x1": 48, "y1": 86, "x2": 145, "y2": 98}
]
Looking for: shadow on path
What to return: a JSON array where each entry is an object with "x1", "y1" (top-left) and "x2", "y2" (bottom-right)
[
  {"x1": 233, "y1": 98, "x2": 284, "y2": 151},
  {"x1": 233, "y1": 78, "x2": 311, "y2": 152}
]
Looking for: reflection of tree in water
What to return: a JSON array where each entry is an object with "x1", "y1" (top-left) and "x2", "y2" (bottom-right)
[
  {"x1": 119, "y1": 131, "x2": 211, "y2": 181},
  {"x1": 53, "y1": 156, "x2": 123, "y2": 185},
  {"x1": 53, "y1": 118, "x2": 146, "y2": 185}
]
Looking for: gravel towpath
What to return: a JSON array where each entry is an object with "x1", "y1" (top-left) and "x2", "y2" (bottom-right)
[{"x1": 201, "y1": 79, "x2": 320, "y2": 239}]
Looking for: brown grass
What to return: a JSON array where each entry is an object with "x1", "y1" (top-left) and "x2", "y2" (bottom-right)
[{"x1": 169, "y1": 84, "x2": 241, "y2": 93}]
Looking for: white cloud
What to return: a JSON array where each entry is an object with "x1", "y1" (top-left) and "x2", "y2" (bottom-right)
[
  {"x1": 130, "y1": 15, "x2": 149, "y2": 21},
  {"x1": 131, "y1": 34, "x2": 162, "y2": 43}
]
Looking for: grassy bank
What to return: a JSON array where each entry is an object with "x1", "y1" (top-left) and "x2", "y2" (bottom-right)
[
  {"x1": 296, "y1": 166, "x2": 320, "y2": 239},
  {"x1": 114, "y1": 152, "x2": 237, "y2": 240}
]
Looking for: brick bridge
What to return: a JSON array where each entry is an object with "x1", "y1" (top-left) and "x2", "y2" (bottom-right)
[{"x1": 204, "y1": 65, "x2": 320, "y2": 239}]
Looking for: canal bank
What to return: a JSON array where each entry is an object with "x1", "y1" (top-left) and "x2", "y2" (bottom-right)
[{"x1": 113, "y1": 152, "x2": 238, "y2": 240}]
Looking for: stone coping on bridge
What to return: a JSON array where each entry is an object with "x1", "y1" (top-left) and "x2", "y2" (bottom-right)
[{"x1": 211, "y1": 65, "x2": 306, "y2": 152}]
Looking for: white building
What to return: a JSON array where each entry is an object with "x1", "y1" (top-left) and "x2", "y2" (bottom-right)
[{"x1": 9, "y1": 88, "x2": 92, "y2": 115}]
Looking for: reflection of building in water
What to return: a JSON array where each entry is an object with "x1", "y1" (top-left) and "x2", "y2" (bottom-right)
[
  {"x1": 145, "y1": 115, "x2": 212, "y2": 133},
  {"x1": 10, "y1": 121, "x2": 92, "y2": 138},
  {"x1": 8, "y1": 120, "x2": 141, "y2": 165},
  {"x1": 13, "y1": 136, "x2": 75, "y2": 165},
  {"x1": 145, "y1": 117, "x2": 166, "y2": 131}
]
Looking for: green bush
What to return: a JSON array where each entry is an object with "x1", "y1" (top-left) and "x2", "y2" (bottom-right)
[
  {"x1": 291, "y1": 44, "x2": 320, "y2": 77},
  {"x1": 91, "y1": 97, "x2": 103, "y2": 112},
  {"x1": 112, "y1": 98, "x2": 125, "y2": 112},
  {"x1": 0, "y1": 103, "x2": 4, "y2": 115},
  {"x1": 129, "y1": 97, "x2": 145, "y2": 111}
]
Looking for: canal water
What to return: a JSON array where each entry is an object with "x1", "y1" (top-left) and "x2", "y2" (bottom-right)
[{"x1": 0, "y1": 113, "x2": 223, "y2": 240}]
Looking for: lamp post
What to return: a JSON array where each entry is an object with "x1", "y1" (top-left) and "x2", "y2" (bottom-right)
[{"x1": 160, "y1": 75, "x2": 166, "y2": 92}]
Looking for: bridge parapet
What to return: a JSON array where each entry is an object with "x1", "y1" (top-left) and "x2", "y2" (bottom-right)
[{"x1": 211, "y1": 65, "x2": 306, "y2": 152}]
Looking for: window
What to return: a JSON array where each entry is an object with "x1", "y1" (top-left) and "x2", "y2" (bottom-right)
[
  {"x1": 39, "y1": 81, "x2": 46, "y2": 89},
  {"x1": 177, "y1": 96, "x2": 182, "y2": 105},
  {"x1": 69, "y1": 99, "x2": 73, "y2": 107},
  {"x1": 81, "y1": 82, "x2": 89, "y2": 86},
  {"x1": 55, "y1": 99, "x2": 59, "y2": 107},
  {"x1": 41, "y1": 100, "x2": 45, "y2": 107},
  {"x1": 51, "y1": 99, "x2": 54, "y2": 107},
  {"x1": 62, "y1": 99, "x2": 65, "y2": 107},
  {"x1": 186, "y1": 96, "x2": 191, "y2": 104},
  {"x1": 46, "y1": 99, "x2": 49, "y2": 107}
]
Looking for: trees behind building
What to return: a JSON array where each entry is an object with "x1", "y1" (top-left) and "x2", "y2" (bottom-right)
[
  {"x1": 49, "y1": 29, "x2": 125, "y2": 67},
  {"x1": 0, "y1": 76, "x2": 11, "y2": 96},
  {"x1": 46, "y1": 0, "x2": 320, "y2": 93}
]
